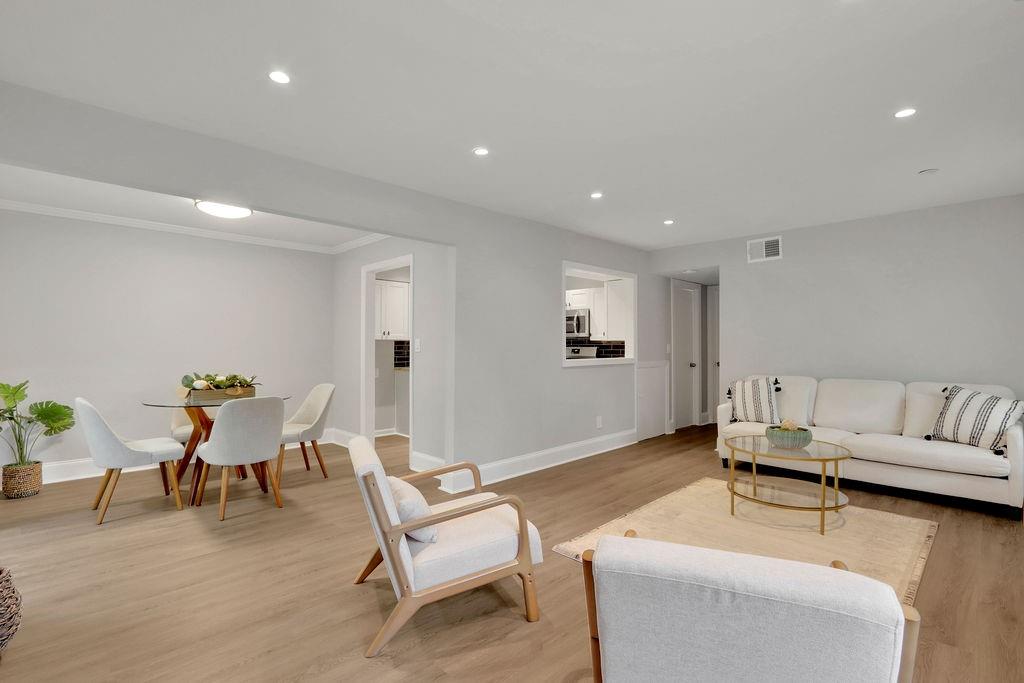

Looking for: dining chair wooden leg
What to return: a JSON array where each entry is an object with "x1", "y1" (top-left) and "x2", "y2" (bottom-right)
[
  {"x1": 276, "y1": 444, "x2": 285, "y2": 484},
  {"x1": 519, "y1": 570, "x2": 540, "y2": 622},
  {"x1": 91, "y1": 468, "x2": 114, "y2": 510},
  {"x1": 365, "y1": 598, "x2": 421, "y2": 658},
  {"x1": 196, "y1": 462, "x2": 211, "y2": 507},
  {"x1": 253, "y1": 461, "x2": 269, "y2": 493},
  {"x1": 311, "y1": 440, "x2": 329, "y2": 479},
  {"x1": 299, "y1": 442, "x2": 311, "y2": 471},
  {"x1": 96, "y1": 469, "x2": 122, "y2": 525},
  {"x1": 218, "y1": 467, "x2": 230, "y2": 521},
  {"x1": 166, "y1": 461, "x2": 184, "y2": 511},
  {"x1": 265, "y1": 460, "x2": 284, "y2": 508},
  {"x1": 188, "y1": 460, "x2": 203, "y2": 506},
  {"x1": 158, "y1": 459, "x2": 170, "y2": 496},
  {"x1": 354, "y1": 547, "x2": 384, "y2": 584}
]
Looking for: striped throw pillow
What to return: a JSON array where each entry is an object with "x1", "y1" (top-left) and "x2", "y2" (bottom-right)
[
  {"x1": 730, "y1": 376, "x2": 780, "y2": 424},
  {"x1": 929, "y1": 385, "x2": 1023, "y2": 453}
]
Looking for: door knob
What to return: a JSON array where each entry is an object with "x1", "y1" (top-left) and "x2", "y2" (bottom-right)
[
  {"x1": 715, "y1": 361, "x2": 720, "y2": 367},
  {"x1": 689, "y1": 362, "x2": 697, "y2": 368}
]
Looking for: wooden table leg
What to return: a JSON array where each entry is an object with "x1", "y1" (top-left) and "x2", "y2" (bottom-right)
[
  {"x1": 181, "y1": 407, "x2": 214, "y2": 506},
  {"x1": 252, "y1": 462, "x2": 268, "y2": 493}
]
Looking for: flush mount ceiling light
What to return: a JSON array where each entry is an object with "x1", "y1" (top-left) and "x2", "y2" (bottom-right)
[
  {"x1": 894, "y1": 108, "x2": 917, "y2": 118},
  {"x1": 268, "y1": 70, "x2": 291, "y2": 84},
  {"x1": 590, "y1": 191, "x2": 603, "y2": 199},
  {"x1": 472, "y1": 146, "x2": 489, "y2": 156},
  {"x1": 194, "y1": 200, "x2": 253, "y2": 219},
  {"x1": 917, "y1": 168, "x2": 940, "y2": 175},
  {"x1": 663, "y1": 219, "x2": 675, "y2": 225}
]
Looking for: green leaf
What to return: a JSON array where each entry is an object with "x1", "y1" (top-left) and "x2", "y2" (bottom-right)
[
  {"x1": 0, "y1": 381, "x2": 29, "y2": 409},
  {"x1": 181, "y1": 374, "x2": 195, "y2": 388},
  {"x1": 28, "y1": 401, "x2": 75, "y2": 436}
]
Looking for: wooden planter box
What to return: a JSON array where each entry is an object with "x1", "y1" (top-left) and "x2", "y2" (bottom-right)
[{"x1": 188, "y1": 387, "x2": 256, "y2": 402}]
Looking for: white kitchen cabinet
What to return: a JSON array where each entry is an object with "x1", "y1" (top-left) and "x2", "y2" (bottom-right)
[
  {"x1": 375, "y1": 280, "x2": 409, "y2": 339},
  {"x1": 565, "y1": 289, "x2": 592, "y2": 310},
  {"x1": 605, "y1": 279, "x2": 629, "y2": 341},
  {"x1": 590, "y1": 286, "x2": 608, "y2": 339}
]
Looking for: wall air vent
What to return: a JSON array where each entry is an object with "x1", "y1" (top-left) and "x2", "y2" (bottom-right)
[{"x1": 747, "y1": 236, "x2": 782, "y2": 263}]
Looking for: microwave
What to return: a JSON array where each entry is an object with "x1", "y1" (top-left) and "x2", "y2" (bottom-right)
[{"x1": 566, "y1": 308, "x2": 590, "y2": 338}]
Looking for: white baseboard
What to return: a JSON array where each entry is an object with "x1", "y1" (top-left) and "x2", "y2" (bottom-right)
[
  {"x1": 439, "y1": 429, "x2": 638, "y2": 493},
  {"x1": 666, "y1": 418, "x2": 676, "y2": 435},
  {"x1": 374, "y1": 427, "x2": 397, "y2": 437},
  {"x1": 700, "y1": 411, "x2": 711, "y2": 425}
]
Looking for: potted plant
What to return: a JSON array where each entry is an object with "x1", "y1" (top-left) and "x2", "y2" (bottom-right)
[
  {"x1": 181, "y1": 372, "x2": 260, "y2": 401},
  {"x1": 0, "y1": 381, "x2": 75, "y2": 499}
]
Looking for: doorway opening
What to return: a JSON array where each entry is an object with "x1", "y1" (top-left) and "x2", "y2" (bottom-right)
[
  {"x1": 361, "y1": 255, "x2": 414, "y2": 467},
  {"x1": 670, "y1": 267, "x2": 720, "y2": 431}
]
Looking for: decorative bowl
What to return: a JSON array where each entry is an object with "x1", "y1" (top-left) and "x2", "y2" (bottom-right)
[{"x1": 765, "y1": 425, "x2": 812, "y2": 449}]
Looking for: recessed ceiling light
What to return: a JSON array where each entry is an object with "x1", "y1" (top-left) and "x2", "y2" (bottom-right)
[
  {"x1": 472, "y1": 146, "x2": 489, "y2": 156},
  {"x1": 663, "y1": 219, "x2": 675, "y2": 225},
  {"x1": 917, "y1": 168, "x2": 940, "y2": 175},
  {"x1": 194, "y1": 200, "x2": 253, "y2": 219},
  {"x1": 590, "y1": 191, "x2": 603, "y2": 199},
  {"x1": 268, "y1": 70, "x2": 290, "y2": 84},
  {"x1": 894, "y1": 108, "x2": 916, "y2": 118}
]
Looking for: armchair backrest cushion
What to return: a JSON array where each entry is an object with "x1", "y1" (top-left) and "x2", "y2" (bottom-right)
[
  {"x1": 746, "y1": 374, "x2": 817, "y2": 425},
  {"x1": 202, "y1": 397, "x2": 283, "y2": 466},
  {"x1": 593, "y1": 536, "x2": 904, "y2": 683},
  {"x1": 347, "y1": 436, "x2": 415, "y2": 598},
  {"x1": 904, "y1": 381, "x2": 1016, "y2": 438},
  {"x1": 288, "y1": 383, "x2": 335, "y2": 439},
  {"x1": 813, "y1": 379, "x2": 906, "y2": 435}
]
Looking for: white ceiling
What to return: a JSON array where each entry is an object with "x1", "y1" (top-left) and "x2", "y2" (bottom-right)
[
  {"x1": 0, "y1": 1, "x2": 1022, "y2": 250},
  {"x1": 0, "y1": 164, "x2": 381, "y2": 253}
]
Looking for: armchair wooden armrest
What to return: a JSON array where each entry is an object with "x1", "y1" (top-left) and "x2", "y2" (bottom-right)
[
  {"x1": 401, "y1": 461, "x2": 482, "y2": 492},
  {"x1": 831, "y1": 560, "x2": 920, "y2": 683}
]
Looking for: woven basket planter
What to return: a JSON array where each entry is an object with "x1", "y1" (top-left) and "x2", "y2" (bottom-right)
[
  {"x1": 0, "y1": 567, "x2": 22, "y2": 660},
  {"x1": 765, "y1": 426, "x2": 812, "y2": 449},
  {"x1": 2, "y1": 462, "x2": 42, "y2": 499}
]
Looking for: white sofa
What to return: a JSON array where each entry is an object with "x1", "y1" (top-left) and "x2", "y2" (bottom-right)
[{"x1": 717, "y1": 376, "x2": 1023, "y2": 514}]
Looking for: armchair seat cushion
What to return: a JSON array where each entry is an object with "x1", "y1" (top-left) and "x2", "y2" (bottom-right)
[
  {"x1": 407, "y1": 496, "x2": 543, "y2": 591},
  {"x1": 171, "y1": 424, "x2": 193, "y2": 443},
  {"x1": 124, "y1": 437, "x2": 185, "y2": 464},
  {"x1": 281, "y1": 422, "x2": 313, "y2": 444},
  {"x1": 846, "y1": 433, "x2": 1011, "y2": 478}
]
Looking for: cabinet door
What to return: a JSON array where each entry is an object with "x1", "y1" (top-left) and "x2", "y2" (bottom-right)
[
  {"x1": 605, "y1": 279, "x2": 628, "y2": 340},
  {"x1": 590, "y1": 286, "x2": 607, "y2": 339},
  {"x1": 385, "y1": 282, "x2": 409, "y2": 339},
  {"x1": 374, "y1": 282, "x2": 386, "y2": 339},
  {"x1": 566, "y1": 289, "x2": 591, "y2": 310}
]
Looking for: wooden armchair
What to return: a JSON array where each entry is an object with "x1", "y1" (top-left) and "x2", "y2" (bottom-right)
[
  {"x1": 347, "y1": 436, "x2": 542, "y2": 657},
  {"x1": 583, "y1": 533, "x2": 919, "y2": 682}
]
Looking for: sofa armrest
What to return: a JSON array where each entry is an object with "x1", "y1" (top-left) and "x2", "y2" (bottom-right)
[
  {"x1": 717, "y1": 402, "x2": 733, "y2": 433},
  {"x1": 1005, "y1": 422, "x2": 1023, "y2": 509}
]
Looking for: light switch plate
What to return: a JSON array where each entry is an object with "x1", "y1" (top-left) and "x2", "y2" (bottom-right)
[{"x1": 414, "y1": 338, "x2": 421, "y2": 352}]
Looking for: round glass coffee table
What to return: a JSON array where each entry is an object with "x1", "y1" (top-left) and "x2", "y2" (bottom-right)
[{"x1": 724, "y1": 434, "x2": 852, "y2": 535}]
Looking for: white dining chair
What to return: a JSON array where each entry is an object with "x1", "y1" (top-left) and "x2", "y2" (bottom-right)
[
  {"x1": 74, "y1": 398, "x2": 185, "y2": 525},
  {"x1": 194, "y1": 397, "x2": 284, "y2": 521},
  {"x1": 170, "y1": 406, "x2": 218, "y2": 444},
  {"x1": 277, "y1": 383, "x2": 335, "y2": 481}
]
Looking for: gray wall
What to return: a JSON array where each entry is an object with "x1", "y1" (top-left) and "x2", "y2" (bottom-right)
[
  {"x1": 0, "y1": 84, "x2": 672, "y2": 468},
  {"x1": 0, "y1": 210, "x2": 334, "y2": 464},
  {"x1": 652, "y1": 194, "x2": 1024, "y2": 400}
]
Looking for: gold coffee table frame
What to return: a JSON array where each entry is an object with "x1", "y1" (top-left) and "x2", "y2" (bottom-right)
[{"x1": 725, "y1": 434, "x2": 853, "y2": 535}]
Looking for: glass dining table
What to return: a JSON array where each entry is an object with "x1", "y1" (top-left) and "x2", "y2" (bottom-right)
[{"x1": 142, "y1": 393, "x2": 290, "y2": 506}]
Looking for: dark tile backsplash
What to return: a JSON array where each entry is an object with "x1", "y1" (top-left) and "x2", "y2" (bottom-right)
[
  {"x1": 394, "y1": 340, "x2": 410, "y2": 368},
  {"x1": 566, "y1": 338, "x2": 626, "y2": 358}
]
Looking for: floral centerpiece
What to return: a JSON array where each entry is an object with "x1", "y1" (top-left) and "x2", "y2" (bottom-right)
[
  {"x1": 181, "y1": 373, "x2": 260, "y2": 400},
  {"x1": 0, "y1": 381, "x2": 75, "y2": 499},
  {"x1": 765, "y1": 418, "x2": 812, "y2": 449}
]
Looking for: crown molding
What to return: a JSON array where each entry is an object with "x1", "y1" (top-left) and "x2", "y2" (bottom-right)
[{"x1": 0, "y1": 198, "x2": 386, "y2": 255}]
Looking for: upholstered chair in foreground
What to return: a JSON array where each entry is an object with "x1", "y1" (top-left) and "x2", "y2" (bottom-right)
[
  {"x1": 194, "y1": 397, "x2": 284, "y2": 521},
  {"x1": 582, "y1": 535, "x2": 919, "y2": 683},
  {"x1": 75, "y1": 398, "x2": 185, "y2": 524},
  {"x1": 277, "y1": 383, "x2": 335, "y2": 481},
  {"x1": 347, "y1": 435, "x2": 543, "y2": 657}
]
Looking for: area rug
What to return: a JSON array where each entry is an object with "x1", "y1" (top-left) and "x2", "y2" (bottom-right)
[{"x1": 553, "y1": 477, "x2": 937, "y2": 605}]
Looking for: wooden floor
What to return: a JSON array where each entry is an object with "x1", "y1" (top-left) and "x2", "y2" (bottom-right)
[{"x1": 1, "y1": 427, "x2": 1021, "y2": 681}]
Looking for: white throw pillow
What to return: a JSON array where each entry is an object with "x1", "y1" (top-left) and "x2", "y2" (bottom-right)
[
  {"x1": 929, "y1": 385, "x2": 1024, "y2": 454},
  {"x1": 729, "y1": 376, "x2": 781, "y2": 424},
  {"x1": 387, "y1": 475, "x2": 438, "y2": 543}
]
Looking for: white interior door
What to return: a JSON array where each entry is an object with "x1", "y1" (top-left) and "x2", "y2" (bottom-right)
[
  {"x1": 672, "y1": 280, "x2": 701, "y2": 429},
  {"x1": 707, "y1": 285, "x2": 720, "y2": 417}
]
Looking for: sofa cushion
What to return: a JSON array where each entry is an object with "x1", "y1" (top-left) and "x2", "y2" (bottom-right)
[
  {"x1": 720, "y1": 422, "x2": 854, "y2": 446},
  {"x1": 904, "y1": 382, "x2": 1015, "y2": 438},
  {"x1": 730, "y1": 376, "x2": 780, "y2": 424},
  {"x1": 813, "y1": 379, "x2": 905, "y2": 435},
  {"x1": 844, "y1": 433, "x2": 1011, "y2": 478},
  {"x1": 746, "y1": 375, "x2": 817, "y2": 425},
  {"x1": 931, "y1": 385, "x2": 1024, "y2": 452}
]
